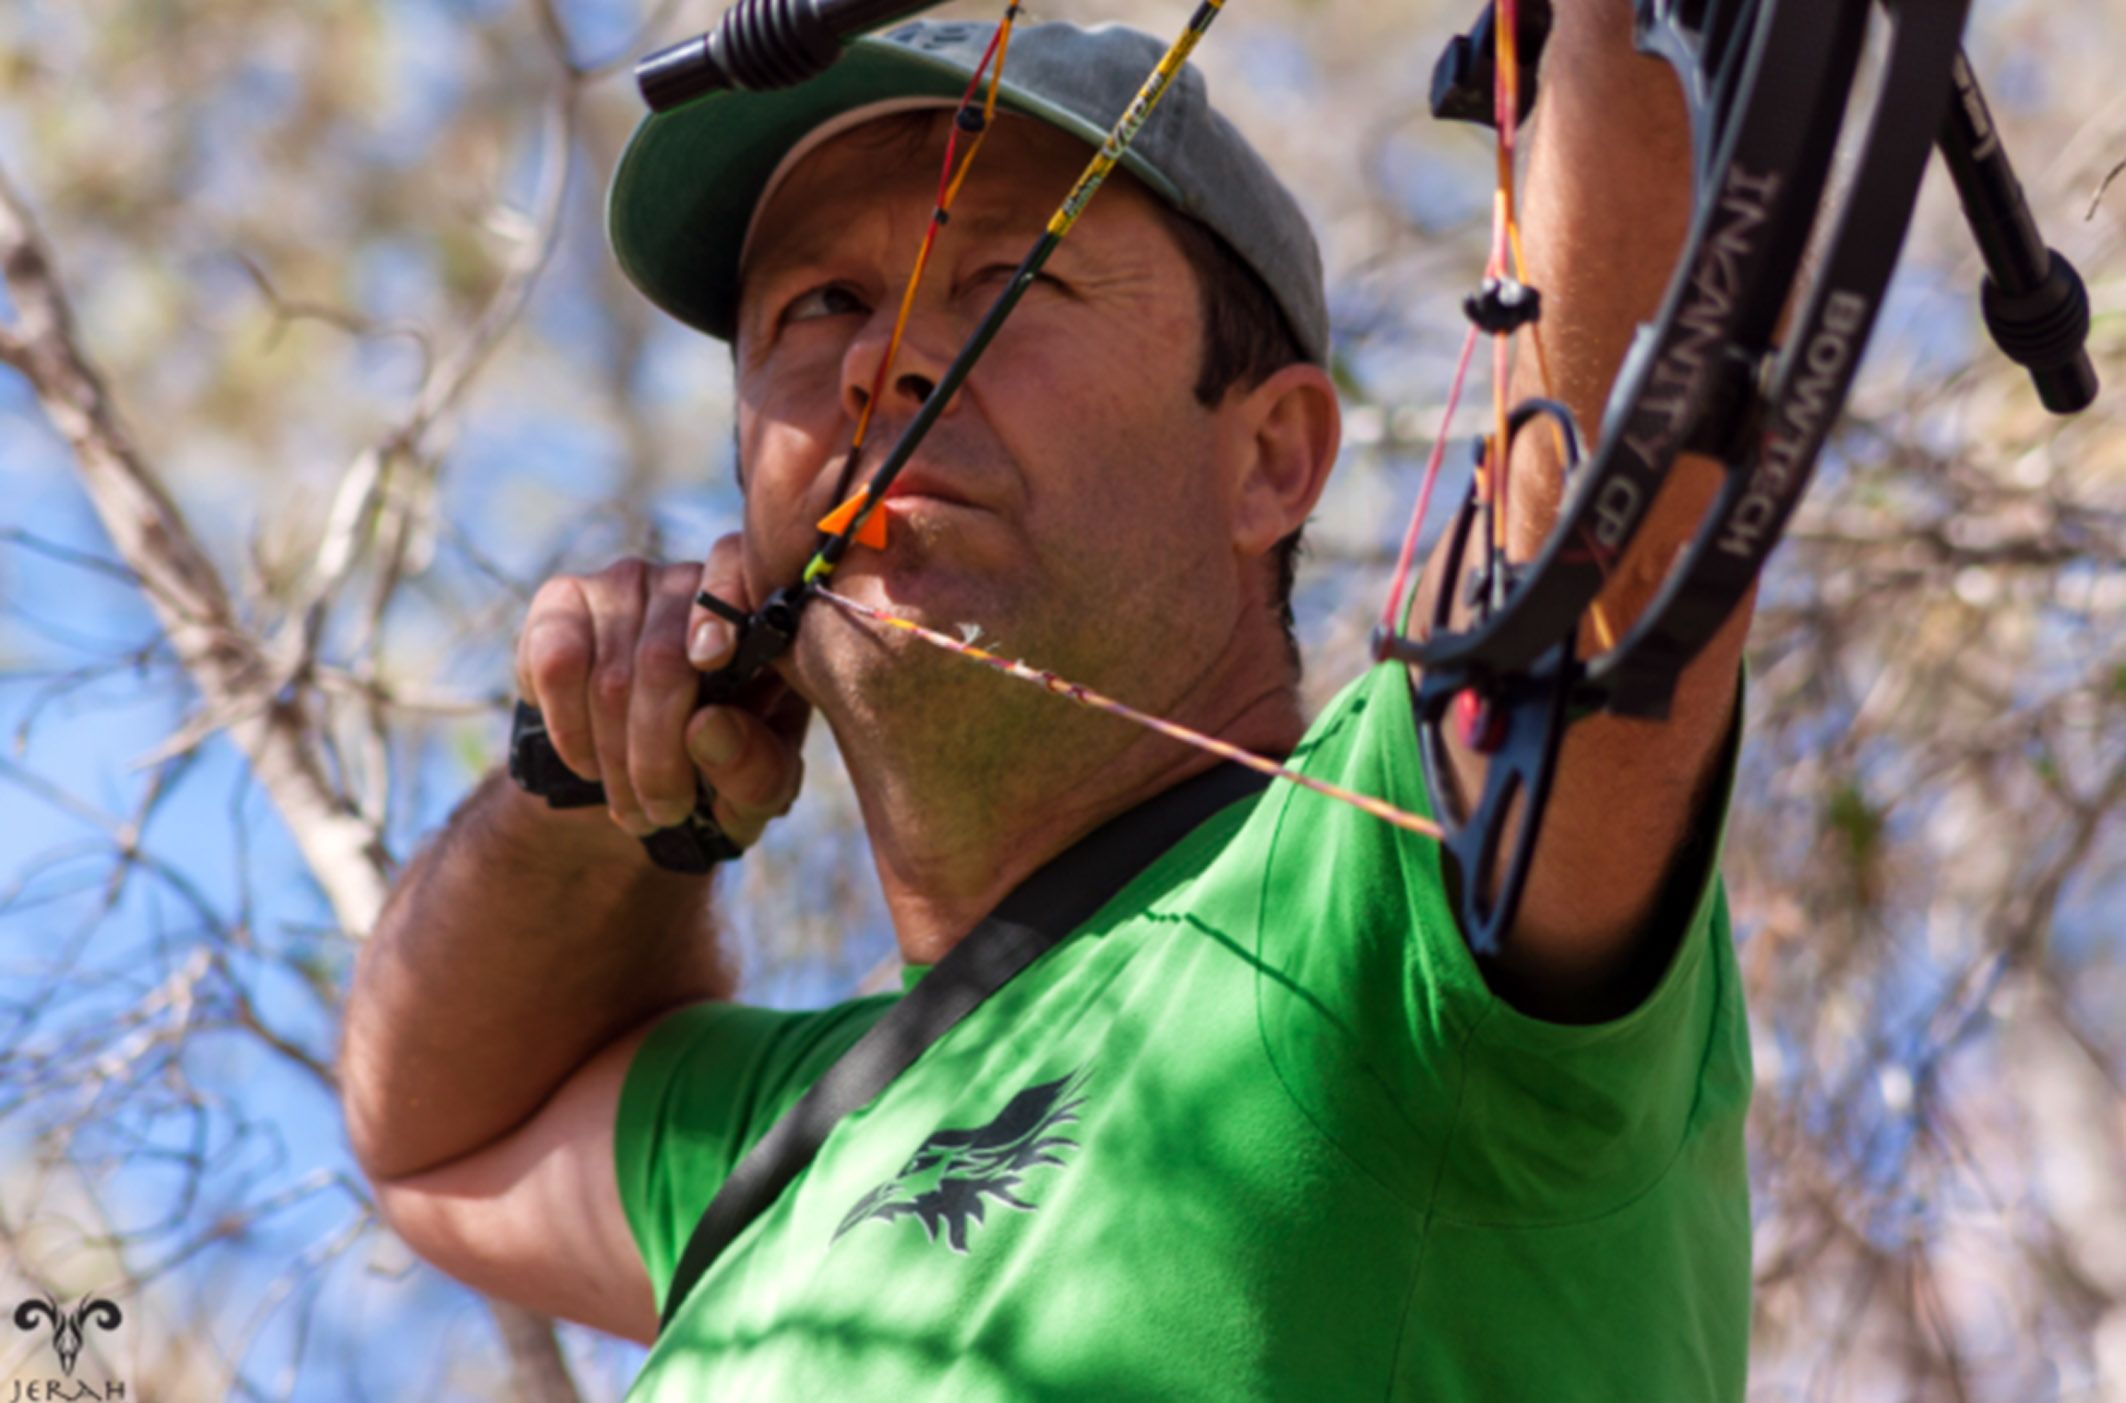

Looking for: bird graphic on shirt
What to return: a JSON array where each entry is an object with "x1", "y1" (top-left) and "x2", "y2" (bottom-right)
[{"x1": 835, "y1": 1068, "x2": 1089, "y2": 1253}]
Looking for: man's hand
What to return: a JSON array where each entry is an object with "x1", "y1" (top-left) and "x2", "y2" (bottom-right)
[
  {"x1": 515, "y1": 534, "x2": 809, "y2": 848},
  {"x1": 347, "y1": 549, "x2": 796, "y2": 1340}
]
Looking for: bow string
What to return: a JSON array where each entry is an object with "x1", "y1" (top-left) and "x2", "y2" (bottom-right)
[{"x1": 512, "y1": 0, "x2": 2097, "y2": 966}]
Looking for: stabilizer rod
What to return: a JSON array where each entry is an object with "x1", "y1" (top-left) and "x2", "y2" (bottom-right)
[
  {"x1": 637, "y1": 0, "x2": 936, "y2": 110},
  {"x1": 1938, "y1": 49, "x2": 2098, "y2": 414}
]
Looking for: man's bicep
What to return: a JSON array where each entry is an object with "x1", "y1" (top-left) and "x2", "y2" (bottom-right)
[{"x1": 371, "y1": 1014, "x2": 681, "y2": 1344}]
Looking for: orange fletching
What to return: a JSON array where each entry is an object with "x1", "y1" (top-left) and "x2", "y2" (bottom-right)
[{"x1": 817, "y1": 491, "x2": 889, "y2": 550}]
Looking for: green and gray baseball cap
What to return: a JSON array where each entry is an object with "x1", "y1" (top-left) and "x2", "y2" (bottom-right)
[{"x1": 607, "y1": 18, "x2": 1329, "y2": 361}]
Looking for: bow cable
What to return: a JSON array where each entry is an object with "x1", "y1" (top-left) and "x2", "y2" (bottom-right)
[
  {"x1": 829, "y1": 4, "x2": 1022, "y2": 526},
  {"x1": 1376, "y1": 0, "x2": 1611, "y2": 651}
]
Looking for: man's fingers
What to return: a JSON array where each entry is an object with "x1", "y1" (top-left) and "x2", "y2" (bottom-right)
[
  {"x1": 513, "y1": 554, "x2": 797, "y2": 848},
  {"x1": 511, "y1": 541, "x2": 797, "y2": 849},
  {"x1": 687, "y1": 534, "x2": 750, "y2": 670},
  {"x1": 757, "y1": 676, "x2": 815, "y2": 751},
  {"x1": 518, "y1": 578, "x2": 599, "y2": 781},
  {"x1": 585, "y1": 561, "x2": 651, "y2": 832},
  {"x1": 686, "y1": 705, "x2": 803, "y2": 848},
  {"x1": 631, "y1": 566, "x2": 712, "y2": 828}
]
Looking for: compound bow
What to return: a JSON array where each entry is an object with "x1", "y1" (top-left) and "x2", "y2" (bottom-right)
[{"x1": 509, "y1": 0, "x2": 2096, "y2": 963}]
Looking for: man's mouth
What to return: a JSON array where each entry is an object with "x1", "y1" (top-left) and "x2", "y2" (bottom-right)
[{"x1": 880, "y1": 469, "x2": 979, "y2": 510}]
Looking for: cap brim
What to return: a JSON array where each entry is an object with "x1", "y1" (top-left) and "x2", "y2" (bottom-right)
[{"x1": 607, "y1": 37, "x2": 1184, "y2": 342}]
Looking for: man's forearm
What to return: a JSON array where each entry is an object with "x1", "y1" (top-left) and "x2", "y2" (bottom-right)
[
  {"x1": 1511, "y1": 0, "x2": 1749, "y2": 781},
  {"x1": 1420, "y1": 0, "x2": 1750, "y2": 998},
  {"x1": 1428, "y1": 0, "x2": 1717, "y2": 645},
  {"x1": 340, "y1": 773, "x2": 729, "y2": 1181},
  {"x1": 1509, "y1": 0, "x2": 1701, "y2": 573}
]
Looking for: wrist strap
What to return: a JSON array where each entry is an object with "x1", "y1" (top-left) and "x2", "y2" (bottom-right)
[{"x1": 507, "y1": 699, "x2": 742, "y2": 871}]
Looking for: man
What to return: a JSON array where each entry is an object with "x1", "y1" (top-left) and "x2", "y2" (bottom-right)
[{"x1": 341, "y1": 4, "x2": 1752, "y2": 1398}]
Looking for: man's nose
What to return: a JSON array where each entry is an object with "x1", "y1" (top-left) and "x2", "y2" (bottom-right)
[{"x1": 840, "y1": 305, "x2": 963, "y2": 429}]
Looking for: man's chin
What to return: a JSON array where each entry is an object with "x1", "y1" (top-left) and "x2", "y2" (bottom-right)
[{"x1": 818, "y1": 552, "x2": 1013, "y2": 628}]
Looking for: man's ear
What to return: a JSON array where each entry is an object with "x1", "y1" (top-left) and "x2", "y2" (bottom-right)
[{"x1": 1225, "y1": 362, "x2": 1341, "y2": 555}]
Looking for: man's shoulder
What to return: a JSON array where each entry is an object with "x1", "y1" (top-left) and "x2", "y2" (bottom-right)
[{"x1": 1290, "y1": 661, "x2": 1422, "y2": 782}]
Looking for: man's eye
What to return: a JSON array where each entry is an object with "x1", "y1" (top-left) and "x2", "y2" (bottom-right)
[{"x1": 782, "y1": 282, "x2": 869, "y2": 324}]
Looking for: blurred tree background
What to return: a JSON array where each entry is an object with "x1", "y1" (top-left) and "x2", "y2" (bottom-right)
[{"x1": 0, "y1": 0, "x2": 2119, "y2": 1398}]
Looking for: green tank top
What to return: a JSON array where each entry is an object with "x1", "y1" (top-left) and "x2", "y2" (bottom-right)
[{"x1": 613, "y1": 662, "x2": 1752, "y2": 1399}]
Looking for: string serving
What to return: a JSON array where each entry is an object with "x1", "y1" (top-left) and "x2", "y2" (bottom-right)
[{"x1": 813, "y1": 585, "x2": 1444, "y2": 841}]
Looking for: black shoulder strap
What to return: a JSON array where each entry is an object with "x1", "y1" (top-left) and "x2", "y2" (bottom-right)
[{"x1": 656, "y1": 762, "x2": 1270, "y2": 1334}]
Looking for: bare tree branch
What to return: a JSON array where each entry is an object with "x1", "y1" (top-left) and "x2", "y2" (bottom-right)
[
  {"x1": 2087, "y1": 156, "x2": 2126, "y2": 219},
  {"x1": 0, "y1": 160, "x2": 393, "y2": 926},
  {"x1": 0, "y1": 150, "x2": 588, "y2": 1403}
]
